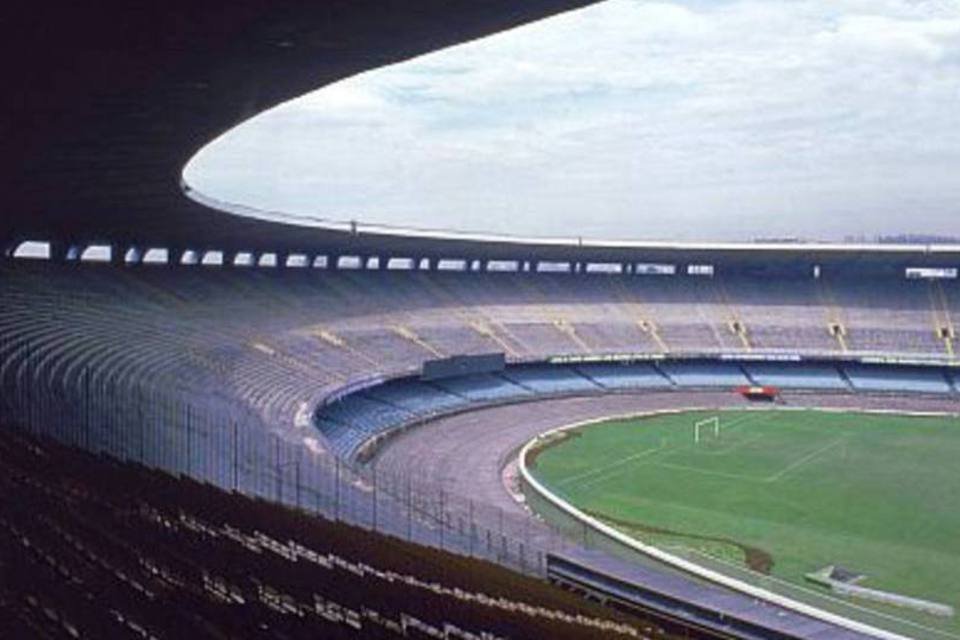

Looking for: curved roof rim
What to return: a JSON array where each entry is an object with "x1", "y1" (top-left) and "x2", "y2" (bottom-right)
[{"x1": 182, "y1": 183, "x2": 960, "y2": 256}]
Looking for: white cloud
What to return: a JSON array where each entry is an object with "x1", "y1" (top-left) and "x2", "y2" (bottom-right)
[
  {"x1": 185, "y1": 0, "x2": 960, "y2": 241},
  {"x1": 818, "y1": 14, "x2": 960, "y2": 63}
]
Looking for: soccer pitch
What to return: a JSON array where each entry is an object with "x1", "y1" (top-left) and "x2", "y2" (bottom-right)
[{"x1": 529, "y1": 408, "x2": 960, "y2": 636}]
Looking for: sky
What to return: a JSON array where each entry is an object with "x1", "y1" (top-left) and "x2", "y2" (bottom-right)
[{"x1": 183, "y1": 0, "x2": 960, "y2": 243}]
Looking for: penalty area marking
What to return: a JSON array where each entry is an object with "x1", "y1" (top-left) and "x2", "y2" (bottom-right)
[
  {"x1": 561, "y1": 412, "x2": 781, "y2": 491},
  {"x1": 650, "y1": 460, "x2": 764, "y2": 483},
  {"x1": 518, "y1": 408, "x2": 957, "y2": 640},
  {"x1": 555, "y1": 445, "x2": 664, "y2": 489},
  {"x1": 764, "y1": 436, "x2": 848, "y2": 483}
]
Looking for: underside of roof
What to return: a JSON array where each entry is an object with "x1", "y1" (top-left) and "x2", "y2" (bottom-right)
[
  {"x1": 1, "y1": 1, "x2": 593, "y2": 250},
  {"x1": 2, "y1": 0, "x2": 957, "y2": 273}
]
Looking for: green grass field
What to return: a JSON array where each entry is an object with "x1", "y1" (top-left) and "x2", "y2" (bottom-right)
[{"x1": 530, "y1": 409, "x2": 960, "y2": 636}]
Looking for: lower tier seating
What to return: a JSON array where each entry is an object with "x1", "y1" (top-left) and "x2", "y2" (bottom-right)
[{"x1": 0, "y1": 428, "x2": 657, "y2": 640}]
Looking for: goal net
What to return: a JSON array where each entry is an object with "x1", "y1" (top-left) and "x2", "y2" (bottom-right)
[{"x1": 694, "y1": 416, "x2": 721, "y2": 444}]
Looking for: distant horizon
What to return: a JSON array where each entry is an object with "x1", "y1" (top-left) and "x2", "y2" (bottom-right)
[{"x1": 185, "y1": 0, "x2": 960, "y2": 243}]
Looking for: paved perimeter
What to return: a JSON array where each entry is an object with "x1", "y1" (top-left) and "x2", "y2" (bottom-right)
[{"x1": 376, "y1": 390, "x2": 960, "y2": 640}]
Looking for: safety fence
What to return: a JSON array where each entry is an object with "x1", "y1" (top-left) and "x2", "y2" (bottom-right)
[{"x1": 0, "y1": 342, "x2": 570, "y2": 577}]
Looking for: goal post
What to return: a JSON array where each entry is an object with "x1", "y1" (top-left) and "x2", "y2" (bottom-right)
[{"x1": 694, "y1": 416, "x2": 720, "y2": 444}]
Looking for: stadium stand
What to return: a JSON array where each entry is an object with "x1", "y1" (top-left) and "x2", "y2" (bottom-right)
[
  {"x1": 657, "y1": 362, "x2": 752, "y2": 388},
  {"x1": 2, "y1": 262, "x2": 957, "y2": 640},
  {"x1": 840, "y1": 364, "x2": 953, "y2": 394},
  {"x1": 3, "y1": 263, "x2": 957, "y2": 447},
  {"x1": 948, "y1": 371, "x2": 960, "y2": 393},
  {"x1": 575, "y1": 363, "x2": 674, "y2": 390},
  {"x1": 502, "y1": 364, "x2": 603, "y2": 394},
  {"x1": 573, "y1": 322, "x2": 661, "y2": 353},
  {"x1": 828, "y1": 278, "x2": 946, "y2": 355},
  {"x1": 432, "y1": 373, "x2": 533, "y2": 403},
  {"x1": 362, "y1": 379, "x2": 467, "y2": 415},
  {"x1": 0, "y1": 428, "x2": 654, "y2": 640},
  {"x1": 741, "y1": 362, "x2": 850, "y2": 391},
  {"x1": 5, "y1": 1, "x2": 959, "y2": 637}
]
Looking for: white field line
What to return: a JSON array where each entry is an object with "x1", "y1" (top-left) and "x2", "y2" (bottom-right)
[
  {"x1": 708, "y1": 430, "x2": 768, "y2": 456},
  {"x1": 521, "y1": 438, "x2": 918, "y2": 640},
  {"x1": 713, "y1": 411, "x2": 766, "y2": 436},
  {"x1": 561, "y1": 412, "x2": 767, "y2": 491},
  {"x1": 568, "y1": 411, "x2": 817, "y2": 490},
  {"x1": 658, "y1": 412, "x2": 764, "y2": 460},
  {"x1": 697, "y1": 412, "x2": 771, "y2": 455},
  {"x1": 675, "y1": 546, "x2": 960, "y2": 640},
  {"x1": 651, "y1": 460, "x2": 762, "y2": 483},
  {"x1": 764, "y1": 437, "x2": 847, "y2": 483},
  {"x1": 556, "y1": 445, "x2": 663, "y2": 488},
  {"x1": 518, "y1": 405, "x2": 960, "y2": 640},
  {"x1": 575, "y1": 447, "x2": 667, "y2": 492}
]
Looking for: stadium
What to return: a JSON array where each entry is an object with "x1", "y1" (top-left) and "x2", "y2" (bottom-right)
[{"x1": 1, "y1": 1, "x2": 958, "y2": 639}]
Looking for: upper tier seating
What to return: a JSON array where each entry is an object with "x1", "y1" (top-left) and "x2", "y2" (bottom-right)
[{"x1": 2, "y1": 262, "x2": 957, "y2": 461}]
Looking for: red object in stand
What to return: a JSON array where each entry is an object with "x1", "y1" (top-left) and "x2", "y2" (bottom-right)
[{"x1": 736, "y1": 385, "x2": 780, "y2": 400}]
